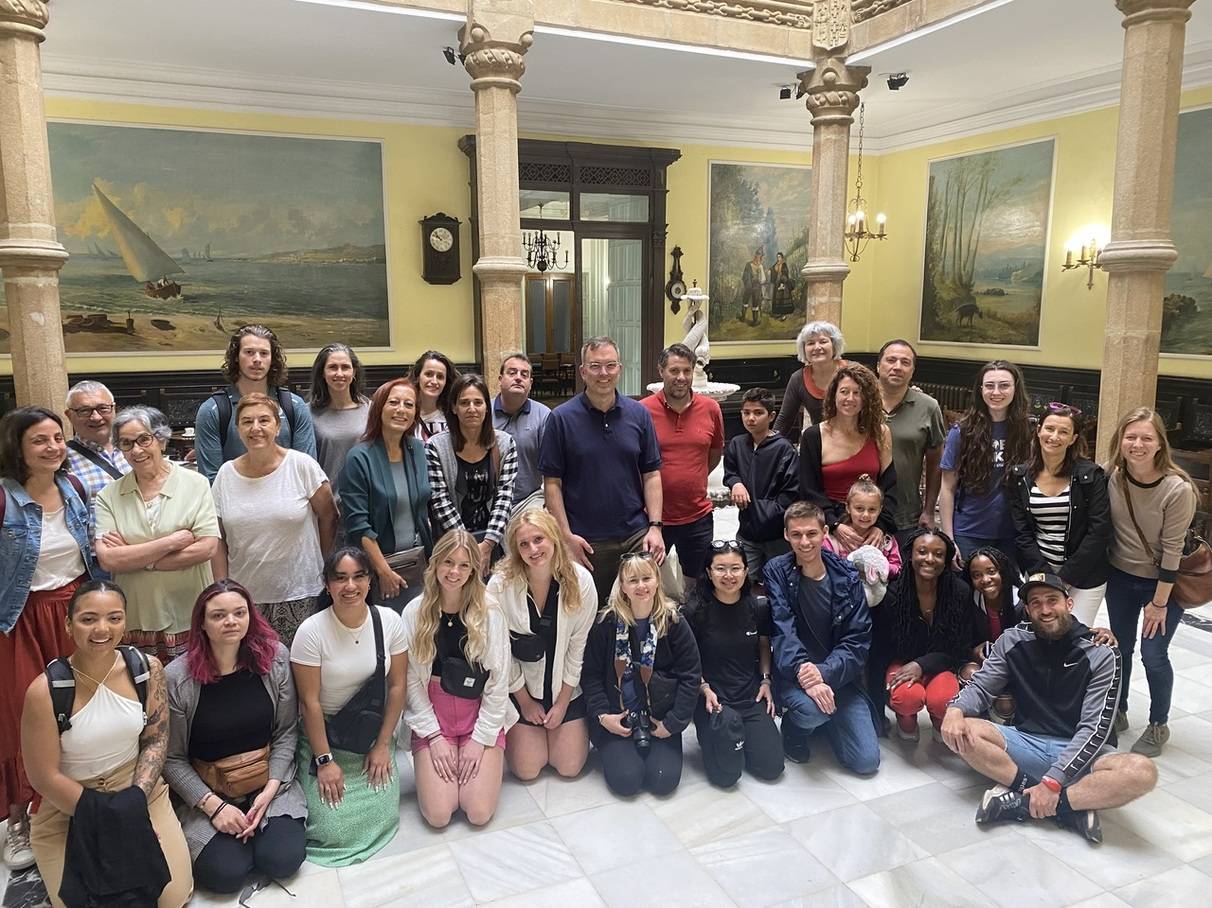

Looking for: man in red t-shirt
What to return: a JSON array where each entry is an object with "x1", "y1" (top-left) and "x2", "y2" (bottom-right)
[{"x1": 642, "y1": 343, "x2": 725, "y2": 593}]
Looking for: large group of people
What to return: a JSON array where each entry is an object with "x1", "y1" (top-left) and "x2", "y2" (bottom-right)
[{"x1": 0, "y1": 317, "x2": 1201, "y2": 903}]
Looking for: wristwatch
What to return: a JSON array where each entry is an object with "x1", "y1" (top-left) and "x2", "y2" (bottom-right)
[
  {"x1": 648, "y1": 520, "x2": 664, "y2": 528},
  {"x1": 314, "y1": 752, "x2": 334, "y2": 768},
  {"x1": 1040, "y1": 776, "x2": 1062, "y2": 794}
]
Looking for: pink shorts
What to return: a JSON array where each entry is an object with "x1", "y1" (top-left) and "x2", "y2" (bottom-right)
[{"x1": 411, "y1": 677, "x2": 507, "y2": 753}]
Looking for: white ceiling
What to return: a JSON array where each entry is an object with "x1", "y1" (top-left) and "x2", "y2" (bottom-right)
[{"x1": 42, "y1": 0, "x2": 1212, "y2": 151}]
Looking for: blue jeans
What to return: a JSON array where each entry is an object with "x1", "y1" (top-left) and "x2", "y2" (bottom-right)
[
  {"x1": 780, "y1": 682, "x2": 881, "y2": 774},
  {"x1": 996, "y1": 726, "x2": 1114, "y2": 783},
  {"x1": 1106, "y1": 566, "x2": 1183, "y2": 724}
]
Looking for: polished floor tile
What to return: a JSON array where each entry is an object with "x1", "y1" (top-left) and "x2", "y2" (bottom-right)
[
  {"x1": 790, "y1": 803, "x2": 929, "y2": 882},
  {"x1": 339, "y1": 843, "x2": 472, "y2": 908},
  {"x1": 550, "y1": 801, "x2": 681, "y2": 875},
  {"x1": 940, "y1": 835, "x2": 1104, "y2": 907},
  {"x1": 448, "y1": 821, "x2": 581, "y2": 903},
  {"x1": 847, "y1": 856, "x2": 987, "y2": 907},
  {"x1": 648, "y1": 781, "x2": 774, "y2": 848},
  {"x1": 589, "y1": 850, "x2": 732, "y2": 908},
  {"x1": 690, "y1": 826, "x2": 837, "y2": 906},
  {"x1": 1115, "y1": 864, "x2": 1212, "y2": 908}
]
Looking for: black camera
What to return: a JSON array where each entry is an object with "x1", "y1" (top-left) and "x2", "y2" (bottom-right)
[{"x1": 624, "y1": 707, "x2": 652, "y2": 753}]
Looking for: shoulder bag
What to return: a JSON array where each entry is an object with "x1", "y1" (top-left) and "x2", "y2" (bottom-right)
[
  {"x1": 1122, "y1": 479, "x2": 1212, "y2": 609},
  {"x1": 323, "y1": 606, "x2": 387, "y2": 754}
]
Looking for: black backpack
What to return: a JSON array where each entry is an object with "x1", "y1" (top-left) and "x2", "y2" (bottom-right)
[
  {"x1": 212, "y1": 386, "x2": 298, "y2": 445},
  {"x1": 46, "y1": 646, "x2": 150, "y2": 734}
]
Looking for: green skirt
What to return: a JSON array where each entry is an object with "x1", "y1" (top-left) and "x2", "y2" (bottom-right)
[{"x1": 298, "y1": 738, "x2": 400, "y2": 867}]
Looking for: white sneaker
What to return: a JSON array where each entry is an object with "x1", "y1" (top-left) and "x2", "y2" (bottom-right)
[{"x1": 3, "y1": 814, "x2": 35, "y2": 870}]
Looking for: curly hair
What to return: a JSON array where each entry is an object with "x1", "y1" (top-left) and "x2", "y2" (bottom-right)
[
  {"x1": 822, "y1": 362, "x2": 886, "y2": 446},
  {"x1": 965, "y1": 546, "x2": 1020, "y2": 638},
  {"x1": 884, "y1": 528, "x2": 972, "y2": 662},
  {"x1": 222, "y1": 324, "x2": 288, "y2": 387},
  {"x1": 494, "y1": 509, "x2": 587, "y2": 615},
  {"x1": 409, "y1": 529, "x2": 491, "y2": 668},
  {"x1": 956, "y1": 360, "x2": 1031, "y2": 495}
]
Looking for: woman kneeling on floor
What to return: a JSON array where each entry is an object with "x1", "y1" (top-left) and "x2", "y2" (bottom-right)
[
  {"x1": 581, "y1": 552, "x2": 701, "y2": 797},
  {"x1": 164, "y1": 580, "x2": 306, "y2": 894},
  {"x1": 402, "y1": 529, "x2": 511, "y2": 827},
  {"x1": 683, "y1": 540, "x2": 783, "y2": 788},
  {"x1": 291, "y1": 547, "x2": 408, "y2": 867},
  {"x1": 488, "y1": 509, "x2": 597, "y2": 780},
  {"x1": 22, "y1": 581, "x2": 192, "y2": 908}
]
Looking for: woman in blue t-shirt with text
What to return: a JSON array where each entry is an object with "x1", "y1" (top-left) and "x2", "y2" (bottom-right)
[{"x1": 938, "y1": 360, "x2": 1031, "y2": 572}]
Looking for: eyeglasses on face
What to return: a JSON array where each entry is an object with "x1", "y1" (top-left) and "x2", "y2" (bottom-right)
[
  {"x1": 710, "y1": 565, "x2": 746, "y2": 576},
  {"x1": 69, "y1": 404, "x2": 114, "y2": 417},
  {"x1": 116, "y1": 432, "x2": 157, "y2": 452},
  {"x1": 585, "y1": 361, "x2": 622, "y2": 374}
]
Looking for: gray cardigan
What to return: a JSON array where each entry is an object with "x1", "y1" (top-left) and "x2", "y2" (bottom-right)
[{"x1": 164, "y1": 642, "x2": 306, "y2": 859}]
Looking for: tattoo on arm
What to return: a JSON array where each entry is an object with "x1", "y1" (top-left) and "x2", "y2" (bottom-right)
[{"x1": 132, "y1": 657, "x2": 169, "y2": 796}]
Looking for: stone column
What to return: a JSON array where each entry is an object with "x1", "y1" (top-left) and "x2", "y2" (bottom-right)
[
  {"x1": 461, "y1": 1, "x2": 532, "y2": 388},
  {"x1": 0, "y1": 0, "x2": 69, "y2": 412},
  {"x1": 1096, "y1": 0, "x2": 1195, "y2": 458},
  {"x1": 797, "y1": 56, "x2": 869, "y2": 327}
]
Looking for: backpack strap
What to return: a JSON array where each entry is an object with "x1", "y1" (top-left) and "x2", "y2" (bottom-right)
[
  {"x1": 64, "y1": 471, "x2": 87, "y2": 506},
  {"x1": 66, "y1": 439, "x2": 124, "y2": 481},
  {"x1": 275, "y1": 386, "x2": 298, "y2": 439},
  {"x1": 46, "y1": 657, "x2": 77, "y2": 735},
  {"x1": 212, "y1": 390, "x2": 233, "y2": 448},
  {"x1": 118, "y1": 645, "x2": 151, "y2": 726}
]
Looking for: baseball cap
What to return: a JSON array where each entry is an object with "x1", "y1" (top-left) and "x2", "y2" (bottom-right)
[{"x1": 1019, "y1": 571, "x2": 1068, "y2": 605}]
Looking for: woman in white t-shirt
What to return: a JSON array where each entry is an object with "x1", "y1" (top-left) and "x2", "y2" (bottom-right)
[
  {"x1": 290, "y1": 547, "x2": 407, "y2": 867},
  {"x1": 211, "y1": 393, "x2": 339, "y2": 645}
]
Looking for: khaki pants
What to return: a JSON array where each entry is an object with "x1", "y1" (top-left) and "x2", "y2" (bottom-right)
[{"x1": 30, "y1": 759, "x2": 193, "y2": 908}]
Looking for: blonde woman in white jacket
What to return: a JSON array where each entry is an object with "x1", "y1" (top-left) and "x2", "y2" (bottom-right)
[
  {"x1": 401, "y1": 529, "x2": 513, "y2": 828},
  {"x1": 487, "y1": 509, "x2": 597, "y2": 780}
]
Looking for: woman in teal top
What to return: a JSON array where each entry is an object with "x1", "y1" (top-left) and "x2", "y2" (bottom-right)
[{"x1": 338, "y1": 378, "x2": 433, "y2": 608}]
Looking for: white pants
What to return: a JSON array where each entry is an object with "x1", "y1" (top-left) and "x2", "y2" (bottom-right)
[{"x1": 1067, "y1": 582, "x2": 1107, "y2": 627}]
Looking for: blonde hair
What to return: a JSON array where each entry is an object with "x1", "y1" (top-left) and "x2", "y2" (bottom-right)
[
  {"x1": 602, "y1": 555, "x2": 679, "y2": 638},
  {"x1": 409, "y1": 529, "x2": 490, "y2": 667},
  {"x1": 494, "y1": 509, "x2": 586, "y2": 614},
  {"x1": 1104, "y1": 407, "x2": 1197, "y2": 494}
]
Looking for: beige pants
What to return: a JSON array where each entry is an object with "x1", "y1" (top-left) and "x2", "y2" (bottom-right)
[{"x1": 30, "y1": 759, "x2": 193, "y2": 908}]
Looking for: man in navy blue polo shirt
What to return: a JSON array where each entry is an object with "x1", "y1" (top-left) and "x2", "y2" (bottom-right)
[{"x1": 540, "y1": 335, "x2": 665, "y2": 605}]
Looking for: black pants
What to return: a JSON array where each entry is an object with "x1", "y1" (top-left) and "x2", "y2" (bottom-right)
[
  {"x1": 694, "y1": 699, "x2": 784, "y2": 788},
  {"x1": 596, "y1": 733, "x2": 683, "y2": 797},
  {"x1": 662, "y1": 512, "x2": 715, "y2": 586},
  {"x1": 193, "y1": 816, "x2": 306, "y2": 894},
  {"x1": 585, "y1": 530, "x2": 646, "y2": 607}
]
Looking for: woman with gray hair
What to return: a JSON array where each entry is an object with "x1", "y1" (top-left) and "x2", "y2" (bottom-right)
[
  {"x1": 95, "y1": 406, "x2": 220, "y2": 662},
  {"x1": 773, "y1": 320, "x2": 846, "y2": 445}
]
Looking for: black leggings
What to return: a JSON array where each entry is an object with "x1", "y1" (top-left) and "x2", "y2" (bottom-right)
[
  {"x1": 694, "y1": 698, "x2": 784, "y2": 788},
  {"x1": 193, "y1": 816, "x2": 306, "y2": 894},
  {"x1": 596, "y1": 733, "x2": 683, "y2": 797}
]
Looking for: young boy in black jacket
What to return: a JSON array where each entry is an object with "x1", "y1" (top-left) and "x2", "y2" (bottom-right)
[{"x1": 723, "y1": 388, "x2": 799, "y2": 581}]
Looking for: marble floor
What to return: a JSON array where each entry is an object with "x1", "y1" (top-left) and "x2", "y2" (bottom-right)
[{"x1": 5, "y1": 508, "x2": 1212, "y2": 907}]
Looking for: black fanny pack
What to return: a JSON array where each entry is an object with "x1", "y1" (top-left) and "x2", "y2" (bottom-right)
[
  {"x1": 510, "y1": 631, "x2": 545, "y2": 663},
  {"x1": 440, "y1": 656, "x2": 489, "y2": 700},
  {"x1": 321, "y1": 607, "x2": 386, "y2": 763}
]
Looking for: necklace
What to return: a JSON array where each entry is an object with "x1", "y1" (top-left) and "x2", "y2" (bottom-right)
[
  {"x1": 69, "y1": 653, "x2": 120, "y2": 689},
  {"x1": 334, "y1": 606, "x2": 368, "y2": 644}
]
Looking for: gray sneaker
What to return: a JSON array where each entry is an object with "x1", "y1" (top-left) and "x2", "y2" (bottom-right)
[
  {"x1": 1114, "y1": 709, "x2": 1128, "y2": 734},
  {"x1": 1130, "y1": 723, "x2": 1169, "y2": 757}
]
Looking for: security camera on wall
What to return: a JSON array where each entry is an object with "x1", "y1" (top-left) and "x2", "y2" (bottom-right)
[{"x1": 887, "y1": 72, "x2": 909, "y2": 91}]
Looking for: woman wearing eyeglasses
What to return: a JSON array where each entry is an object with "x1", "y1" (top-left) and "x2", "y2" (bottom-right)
[
  {"x1": 682, "y1": 540, "x2": 782, "y2": 788},
  {"x1": 1008, "y1": 404, "x2": 1111, "y2": 626},
  {"x1": 95, "y1": 407, "x2": 220, "y2": 664},
  {"x1": 939, "y1": 361, "x2": 1032, "y2": 569}
]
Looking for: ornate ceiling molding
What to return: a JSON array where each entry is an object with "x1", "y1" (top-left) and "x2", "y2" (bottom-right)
[
  {"x1": 850, "y1": 0, "x2": 913, "y2": 24},
  {"x1": 613, "y1": 0, "x2": 814, "y2": 31}
]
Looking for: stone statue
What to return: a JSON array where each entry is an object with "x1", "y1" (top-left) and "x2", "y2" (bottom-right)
[{"x1": 679, "y1": 282, "x2": 710, "y2": 390}]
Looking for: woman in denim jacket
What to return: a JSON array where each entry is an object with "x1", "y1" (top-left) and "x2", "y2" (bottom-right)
[{"x1": 0, "y1": 406, "x2": 99, "y2": 871}]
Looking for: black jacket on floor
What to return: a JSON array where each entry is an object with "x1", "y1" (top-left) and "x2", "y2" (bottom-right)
[
  {"x1": 722, "y1": 432, "x2": 799, "y2": 543},
  {"x1": 61, "y1": 786, "x2": 170, "y2": 908}
]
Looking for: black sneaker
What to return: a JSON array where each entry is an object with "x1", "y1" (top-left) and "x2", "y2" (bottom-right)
[
  {"x1": 1054, "y1": 808, "x2": 1103, "y2": 844},
  {"x1": 782, "y1": 726, "x2": 811, "y2": 764},
  {"x1": 975, "y1": 785, "x2": 1030, "y2": 825}
]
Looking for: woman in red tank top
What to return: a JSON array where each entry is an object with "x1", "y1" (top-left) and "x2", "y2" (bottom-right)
[{"x1": 798, "y1": 363, "x2": 898, "y2": 548}]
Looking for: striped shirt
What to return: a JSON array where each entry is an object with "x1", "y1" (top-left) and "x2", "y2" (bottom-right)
[{"x1": 1029, "y1": 483, "x2": 1070, "y2": 571}]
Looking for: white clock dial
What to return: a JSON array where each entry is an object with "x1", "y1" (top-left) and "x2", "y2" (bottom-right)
[{"x1": 429, "y1": 226, "x2": 454, "y2": 252}]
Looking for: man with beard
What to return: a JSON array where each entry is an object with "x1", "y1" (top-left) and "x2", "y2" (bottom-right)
[
  {"x1": 492, "y1": 353, "x2": 551, "y2": 507},
  {"x1": 941, "y1": 572, "x2": 1157, "y2": 844},
  {"x1": 641, "y1": 343, "x2": 724, "y2": 587}
]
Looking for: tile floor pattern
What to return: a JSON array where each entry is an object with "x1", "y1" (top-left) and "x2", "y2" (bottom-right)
[{"x1": 4, "y1": 507, "x2": 1212, "y2": 907}]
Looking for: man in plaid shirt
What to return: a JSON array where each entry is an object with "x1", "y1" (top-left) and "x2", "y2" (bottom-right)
[{"x1": 63, "y1": 380, "x2": 130, "y2": 526}]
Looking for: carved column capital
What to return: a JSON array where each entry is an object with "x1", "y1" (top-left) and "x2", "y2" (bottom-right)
[
  {"x1": 798, "y1": 56, "x2": 870, "y2": 125},
  {"x1": 0, "y1": 0, "x2": 50, "y2": 38},
  {"x1": 1116, "y1": 0, "x2": 1195, "y2": 27},
  {"x1": 460, "y1": 22, "x2": 533, "y2": 93}
]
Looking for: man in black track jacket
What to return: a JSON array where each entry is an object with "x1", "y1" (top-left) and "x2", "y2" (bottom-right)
[{"x1": 941, "y1": 572, "x2": 1157, "y2": 844}]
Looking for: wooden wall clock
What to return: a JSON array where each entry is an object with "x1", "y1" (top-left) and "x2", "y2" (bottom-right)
[{"x1": 420, "y1": 212, "x2": 461, "y2": 285}]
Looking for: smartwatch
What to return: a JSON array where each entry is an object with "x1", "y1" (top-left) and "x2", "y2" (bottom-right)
[
  {"x1": 314, "y1": 752, "x2": 334, "y2": 768},
  {"x1": 1040, "y1": 776, "x2": 1062, "y2": 794}
]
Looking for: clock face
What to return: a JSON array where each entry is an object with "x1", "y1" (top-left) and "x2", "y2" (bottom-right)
[
  {"x1": 668, "y1": 279, "x2": 687, "y2": 300},
  {"x1": 429, "y1": 226, "x2": 454, "y2": 253}
]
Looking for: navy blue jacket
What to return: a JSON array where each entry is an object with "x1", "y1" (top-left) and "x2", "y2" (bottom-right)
[{"x1": 763, "y1": 548, "x2": 871, "y2": 694}]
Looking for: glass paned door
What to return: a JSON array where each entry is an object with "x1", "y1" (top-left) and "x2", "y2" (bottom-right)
[{"x1": 580, "y1": 238, "x2": 643, "y2": 396}]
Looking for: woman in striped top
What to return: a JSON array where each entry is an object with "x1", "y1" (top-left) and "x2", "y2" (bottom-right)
[{"x1": 1008, "y1": 404, "x2": 1111, "y2": 626}]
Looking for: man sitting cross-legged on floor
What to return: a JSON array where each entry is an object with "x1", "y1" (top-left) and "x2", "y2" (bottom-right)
[{"x1": 941, "y1": 571, "x2": 1157, "y2": 844}]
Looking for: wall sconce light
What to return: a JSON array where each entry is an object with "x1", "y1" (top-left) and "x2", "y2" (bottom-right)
[{"x1": 1061, "y1": 226, "x2": 1109, "y2": 290}]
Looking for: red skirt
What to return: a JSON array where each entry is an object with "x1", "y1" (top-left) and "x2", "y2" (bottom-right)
[{"x1": 0, "y1": 578, "x2": 82, "y2": 812}]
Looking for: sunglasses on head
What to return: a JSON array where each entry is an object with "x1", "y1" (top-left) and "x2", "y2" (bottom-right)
[
  {"x1": 621, "y1": 550, "x2": 656, "y2": 563},
  {"x1": 1046, "y1": 401, "x2": 1082, "y2": 418},
  {"x1": 709, "y1": 540, "x2": 743, "y2": 553}
]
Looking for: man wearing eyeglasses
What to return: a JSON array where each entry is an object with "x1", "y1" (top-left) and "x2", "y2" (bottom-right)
[
  {"x1": 492, "y1": 353, "x2": 551, "y2": 509},
  {"x1": 63, "y1": 380, "x2": 131, "y2": 508},
  {"x1": 540, "y1": 336, "x2": 666, "y2": 606}
]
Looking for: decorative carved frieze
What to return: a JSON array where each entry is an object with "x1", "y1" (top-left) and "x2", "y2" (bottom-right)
[
  {"x1": 0, "y1": 0, "x2": 50, "y2": 30},
  {"x1": 850, "y1": 0, "x2": 913, "y2": 25},
  {"x1": 613, "y1": 0, "x2": 814, "y2": 31},
  {"x1": 813, "y1": 0, "x2": 851, "y2": 51},
  {"x1": 798, "y1": 56, "x2": 869, "y2": 123},
  {"x1": 460, "y1": 20, "x2": 533, "y2": 91}
]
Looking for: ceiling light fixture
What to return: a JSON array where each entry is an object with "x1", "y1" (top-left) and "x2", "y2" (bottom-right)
[
  {"x1": 844, "y1": 103, "x2": 888, "y2": 263},
  {"x1": 848, "y1": 0, "x2": 1015, "y2": 63}
]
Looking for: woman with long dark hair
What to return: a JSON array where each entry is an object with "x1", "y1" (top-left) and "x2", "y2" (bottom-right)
[
  {"x1": 412, "y1": 350, "x2": 460, "y2": 441},
  {"x1": 939, "y1": 360, "x2": 1032, "y2": 567},
  {"x1": 875, "y1": 528, "x2": 977, "y2": 742},
  {"x1": 308, "y1": 343, "x2": 371, "y2": 489},
  {"x1": 1009, "y1": 404, "x2": 1111, "y2": 625},
  {"x1": 682, "y1": 540, "x2": 782, "y2": 788},
  {"x1": 163, "y1": 580, "x2": 306, "y2": 894},
  {"x1": 426, "y1": 374, "x2": 518, "y2": 576}
]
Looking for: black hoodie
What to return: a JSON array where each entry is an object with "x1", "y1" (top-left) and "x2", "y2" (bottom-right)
[{"x1": 722, "y1": 431, "x2": 799, "y2": 542}]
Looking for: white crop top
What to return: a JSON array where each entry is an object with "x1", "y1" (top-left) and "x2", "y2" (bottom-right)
[{"x1": 59, "y1": 682, "x2": 144, "y2": 781}]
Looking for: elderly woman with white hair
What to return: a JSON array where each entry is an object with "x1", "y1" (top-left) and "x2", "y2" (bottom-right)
[
  {"x1": 773, "y1": 320, "x2": 846, "y2": 445},
  {"x1": 95, "y1": 406, "x2": 220, "y2": 662}
]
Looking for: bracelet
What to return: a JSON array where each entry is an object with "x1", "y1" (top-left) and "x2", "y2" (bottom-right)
[
  {"x1": 208, "y1": 800, "x2": 227, "y2": 820},
  {"x1": 1040, "y1": 777, "x2": 1062, "y2": 794},
  {"x1": 1148, "y1": 601, "x2": 1168, "y2": 609}
]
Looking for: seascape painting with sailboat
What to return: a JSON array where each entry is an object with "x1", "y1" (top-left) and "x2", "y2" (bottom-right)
[
  {"x1": 0, "y1": 122, "x2": 390, "y2": 354},
  {"x1": 1165, "y1": 106, "x2": 1212, "y2": 357}
]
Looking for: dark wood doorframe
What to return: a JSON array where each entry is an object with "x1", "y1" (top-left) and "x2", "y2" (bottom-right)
[{"x1": 523, "y1": 272, "x2": 578, "y2": 355}]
